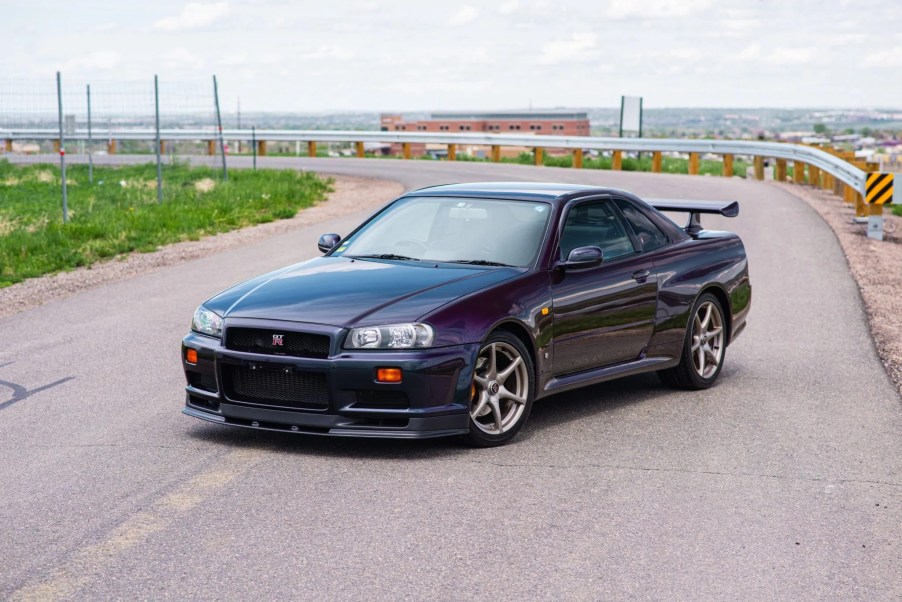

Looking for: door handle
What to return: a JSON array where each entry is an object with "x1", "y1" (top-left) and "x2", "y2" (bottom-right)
[{"x1": 632, "y1": 269, "x2": 651, "y2": 283}]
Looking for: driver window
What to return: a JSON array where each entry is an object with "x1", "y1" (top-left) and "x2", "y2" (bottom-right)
[{"x1": 560, "y1": 201, "x2": 635, "y2": 261}]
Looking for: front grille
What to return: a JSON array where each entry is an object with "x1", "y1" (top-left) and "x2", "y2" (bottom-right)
[
  {"x1": 222, "y1": 364, "x2": 329, "y2": 409},
  {"x1": 225, "y1": 327, "x2": 330, "y2": 359}
]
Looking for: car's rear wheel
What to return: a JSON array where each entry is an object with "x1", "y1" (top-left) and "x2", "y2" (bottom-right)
[
  {"x1": 658, "y1": 292, "x2": 727, "y2": 390},
  {"x1": 466, "y1": 331, "x2": 534, "y2": 447}
]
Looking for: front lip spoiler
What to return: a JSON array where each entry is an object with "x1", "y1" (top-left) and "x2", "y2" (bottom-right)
[{"x1": 182, "y1": 405, "x2": 468, "y2": 440}]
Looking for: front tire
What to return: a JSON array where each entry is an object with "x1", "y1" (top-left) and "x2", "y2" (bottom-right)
[
  {"x1": 658, "y1": 293, "x2": 727, "y2": 390},
  {"x1": 466, "y1": 331, "x2": 535, "y2": 447}
]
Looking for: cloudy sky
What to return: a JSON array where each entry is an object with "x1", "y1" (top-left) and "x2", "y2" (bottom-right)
[{"x1": 3, "y1": 0, "x2": 901, "y2": 112}]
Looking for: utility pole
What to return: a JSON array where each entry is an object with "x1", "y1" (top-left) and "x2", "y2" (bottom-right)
[{"x1": 56, "y1": 71, "x2": 69, "y2": 223}]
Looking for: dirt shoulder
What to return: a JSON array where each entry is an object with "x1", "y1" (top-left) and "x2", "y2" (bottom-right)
[
  {"x1": 0, "y1": 174, "x2": 404, "y2": 320},
  {"x1": 775, "y1": 181, "x2": 902, "y2": 394}
]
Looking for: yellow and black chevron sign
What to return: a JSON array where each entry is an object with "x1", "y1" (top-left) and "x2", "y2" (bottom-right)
[{"x1": 865, "y1": 172, "x2": 894, "y2": 205}]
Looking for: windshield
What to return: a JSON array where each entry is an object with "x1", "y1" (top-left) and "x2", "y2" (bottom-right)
[{"x1": 332, "y1": 196, "x2": 552, "y2": 267}]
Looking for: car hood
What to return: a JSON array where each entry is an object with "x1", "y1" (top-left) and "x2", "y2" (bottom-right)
[{"x1": 204, "y1": 257, "x2": 522, "y2": 327}]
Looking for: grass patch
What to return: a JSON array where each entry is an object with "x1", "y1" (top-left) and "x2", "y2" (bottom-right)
[{"x1": 0, "y1": 160, "x2": 331, "y2": 287}]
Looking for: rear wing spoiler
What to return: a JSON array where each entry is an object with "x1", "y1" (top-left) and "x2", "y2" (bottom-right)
[{"x1": 646, "y1": 199, "x2": 739, "y2": 236}]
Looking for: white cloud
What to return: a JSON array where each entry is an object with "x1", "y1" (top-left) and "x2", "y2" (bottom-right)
[
  {"x1": 62, "y1": 50, "x2": 121, "y2": 71},
  {"x1": 539, "y1": 33, "x2": 596, "y2": 65},
  {"x1": 302, "y1": 45, "x2": 355, "y2": 60},
  {"x1": 671, "y1": 48, "x2": 702, "y2": 62},
  {"x1": 864, "y1": 46, "x2": 902, "y2": 66},
  {"x1": 498, "y1": 0, "x2": 519, "y2": 14},
  {"x1": 155, "y1": 2, "x2": 230, "y2": 31},
  {"x1": 448, "y1": 6, "x2": 479, "y2": 27},
  {"x1": 736, "y1": 43, "x2": 761, "y2": 60},
  {"x1": 163, "y1": 48, "x2": 206, "y2": 70},
  {"x1": 219, "y1": 53, "x2": 247, "y2": 66},
  {"x1": 608, "y1": 0, "x2": 714, "y2": 19},
  {"x1": 765, "y1": 47, "x2": 815, "y2": 65}
]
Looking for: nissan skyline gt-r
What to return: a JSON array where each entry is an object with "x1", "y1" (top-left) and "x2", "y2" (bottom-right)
[{"x1": 181, "y1": 182, "x2": 751, "y2": 446}]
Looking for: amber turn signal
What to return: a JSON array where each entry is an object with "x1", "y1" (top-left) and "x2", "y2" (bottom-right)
[
  {"x1": 376, "y1": 367, "x2": 402, "y2": 383},
  {"x1": 185, "y1": 348, "x2": 198, "y2": 364}
]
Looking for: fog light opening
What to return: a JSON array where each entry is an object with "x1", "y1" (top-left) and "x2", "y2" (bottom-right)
[
  {"x1": 185, "y1": 348, "x2": 198, "y2": 364},
  {"x1": 376, "y1": 367, "x2": 403, "y2": 383}
]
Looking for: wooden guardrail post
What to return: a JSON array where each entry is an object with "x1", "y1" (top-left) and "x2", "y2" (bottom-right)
[
  {"x1": 793, "y1": 162, "x2": 805, "y2": 184},
  {"x1": 652, "y1": 151, "x2": 662, "y2": 173},
  {"x1": 572, "y1": 148, "x2": 583, "y2": 169},
  {"x1": 402, "y1": 142, "x2": 411, "y2": 159},
  {"x1": 491, "y1": 145, "x2": 501, "y2": 162},
  {"x1": 822, "y1": 172, "x2": 833, "y2": 191},
  {"x1": 534, "y1": 147, "x2": 543, "y2": 166},
  {"x1": 447, "y1": 143, "x2": 456, "y2": 161},
  {"x1": 108, "y1": 139, "x2": 117, "y2": 154},
  {"x1": 206, "y1": 140, "x2": 216, "y2": 155},
  {"x1": 688, "y1": 152, "x2": 700, "y2": 175},
  {"x1": 753, "y1": 156, "x2": 764, "y2": 180},
  {"x1": 257, "y1": 140, "x2": 267, "y2": 156},
  {"x1": 612, "y1": 150, "x2": 622, "y2": 170},
  {"x1": 722, "y1": 154, "x2": 733, "y2": 177},
  {"x1": 775, "y1": 159, "x2": 787, "y2": 182},
  {"x1": 159, "y1": 140, "x2": 166, "y2": 154},
  {"x1": 53, "y1": 140, "x2": 60, "y2": 153},
  {"x1": 356, "y1": 142, "x2": 365, "y2": 158},
  {"x1": 808, "y1": 165, "x2": 820, "y2": 187},
  {"x1": 307, "y1": 141, "x2": 317, "y2": 157},
  {"x1": 4, "y1": 139, "x2": 11, "y2": 153}
]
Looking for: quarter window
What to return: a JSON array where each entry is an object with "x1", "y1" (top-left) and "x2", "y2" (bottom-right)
[{"x1": 614, "y1": 199, "x2": 669, "y2": 252}]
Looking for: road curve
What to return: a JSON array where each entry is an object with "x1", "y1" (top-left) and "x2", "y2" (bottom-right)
[{"x1": 1, "y1": 157, "x2": 900, "y2": 600}]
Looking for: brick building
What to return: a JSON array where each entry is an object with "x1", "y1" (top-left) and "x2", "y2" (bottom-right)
[{"x1": 380, "y1": 110, "x2": 590, "y2": 157}]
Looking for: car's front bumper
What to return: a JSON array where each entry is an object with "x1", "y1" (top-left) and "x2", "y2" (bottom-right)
[{"x1": 181, "y1": 322, "x2": 478, "y2": 439}]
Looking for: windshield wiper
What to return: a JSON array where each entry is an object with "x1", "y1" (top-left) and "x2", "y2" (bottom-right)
[
  {"x1": 444, "y1": 259, "x2": 514, "y2": 267},
  {"x1": 347, "y1": 253, "x2": 420, "y2": 261}
]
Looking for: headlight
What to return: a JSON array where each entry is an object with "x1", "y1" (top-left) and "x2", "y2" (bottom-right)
[
  {"x1": 192, "y1": 306, "x2": 223, "y2": 338},
  {"x1": 345, "y1": 323, "x2": 434, "y2": 349}
]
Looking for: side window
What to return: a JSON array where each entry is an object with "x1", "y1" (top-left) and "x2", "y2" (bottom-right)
[
  {"x1": 559, "y1": 200, "x2": 636, "y2": 261},
  {"x1": 614, "y1": 199, "x2": 669, "y2": 252}
]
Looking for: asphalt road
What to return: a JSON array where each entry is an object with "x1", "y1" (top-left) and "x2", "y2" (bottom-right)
[{"x1": 1, "y1": 156, "x2": 900, "y2": 600}]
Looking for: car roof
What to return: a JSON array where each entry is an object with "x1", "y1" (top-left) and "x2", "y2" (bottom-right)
[{"x1": 404, "y1": 182, "x2": 630, "y2": 203}]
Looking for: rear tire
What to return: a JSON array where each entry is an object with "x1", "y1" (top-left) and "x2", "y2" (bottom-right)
[
  {"x1": 465, "y1": 331, "x2": 535, "y2": 447},
  {"x1": 658, "y1": 293, "x2": 727, "y2": 390}
]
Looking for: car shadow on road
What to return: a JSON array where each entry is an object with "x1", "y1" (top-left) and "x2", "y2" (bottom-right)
[{"x1": 184, "y1": 371, "x2": 695, "y2": 460}]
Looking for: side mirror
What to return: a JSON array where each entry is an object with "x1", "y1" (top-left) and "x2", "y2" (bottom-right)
[
  {"x1": 317, "y1": 233, "x2": 341, "y2": 254},
  {"x1": 559, "y1": 246, "x2": 603, "y2": 270}
]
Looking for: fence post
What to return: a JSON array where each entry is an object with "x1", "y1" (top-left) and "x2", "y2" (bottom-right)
[
  {"x1": 307, "y1": 141, "x2": 317, "y2": 157},
  {"x1": 212, "y1": 75, "x2": 227, "y2": 180},
  {"x1": 56, "y1": 71, "x2": 69, "y2": 224},
  {"x1": 775, "y1": 158, "x2": 787, "y2": 182},
  {"x1": 793, "y1": 162, "x2": 805, "y2": 184},
  {"x1": 722, "y1": 154, "x2": 733, "y2": 177},
  {"x1": 612, "y1": 150, "x2": 622, "y2": 170},
  {"x1": 688, "y1": 152, "x2": 700, "y2": 175},
  {"x1": 572, "y1": 148, "x2": 583, "y2": 169},
  {"x1": 753, "y1": 156, "x2": 764, "y2": 180},
  {"x1": 652, "y1": 151, "x2": 662, "y2": 173},
  {"x1": 447, "y1": 143, "x2": 456, "y2": 161},
  {"x1": 402, "y1": 142, "x2": 411, "y2": 159},
  {"x1": 491, "y1": 145, "x2": 500, "y2": 162},
  {"x1": 86, "y1": 84, "x2": 93, "y2": 184},
  {"x1": 154, "y1": 75, "x2": 163, "y2": 203},
  {"x1": 356, "y1": 141, "x2": 365, "y2": 158}
]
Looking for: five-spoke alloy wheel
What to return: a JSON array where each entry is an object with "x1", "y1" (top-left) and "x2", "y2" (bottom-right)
[
  {"x1": 467, "y1": 331, "x2": 534, "y2": 446},
  {"x1": 658, "y1": 292, "x2": 727, "y2": 390}
]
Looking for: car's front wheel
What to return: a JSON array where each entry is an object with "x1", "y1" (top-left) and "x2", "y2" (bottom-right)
[
  {"x1": 658, "y1": 292, "x2": 727, "y2": 390},
  {"x1": 466, "y1": 331, "x2": 535, "y2": 447}
]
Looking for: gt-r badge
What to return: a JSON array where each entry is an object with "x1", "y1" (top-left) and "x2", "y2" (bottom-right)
[{"x1": 272, "y1": 334, "x2": 284, "y2": 346}]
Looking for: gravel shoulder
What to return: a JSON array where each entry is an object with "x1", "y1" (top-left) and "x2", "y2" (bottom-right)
[
  {"x1": 774, "y1": 181, "x2": 902, "y2": 395},
  {"x1": 0, "y1": 174, "x2": 403, "y2": 319}
]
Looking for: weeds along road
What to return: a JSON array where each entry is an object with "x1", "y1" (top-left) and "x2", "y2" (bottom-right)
[{"x1": 1, "y1": 156, "x2": 900, "y2": 600}]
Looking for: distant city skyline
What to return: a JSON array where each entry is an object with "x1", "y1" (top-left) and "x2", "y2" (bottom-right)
[{"x1": 3, "y1": 0, "x2": 901, "y2": 112}]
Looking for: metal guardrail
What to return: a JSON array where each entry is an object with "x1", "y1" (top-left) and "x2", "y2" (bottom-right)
[{"x1": 0, "y1": 127, "x2": 869, "y2": 193}]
